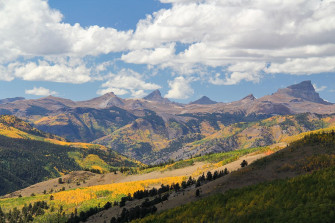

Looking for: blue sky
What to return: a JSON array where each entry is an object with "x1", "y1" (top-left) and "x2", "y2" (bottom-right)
[{"x1": 0, "y1": 0, "x2": 334, "y2": 103}]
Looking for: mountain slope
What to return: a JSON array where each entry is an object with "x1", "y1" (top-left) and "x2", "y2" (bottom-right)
[
  {"x1": 134, "y1": 129, "x2": 335, "y2": 223},
  {"x1": 0, "y1": 81, "x2": 334, "y2": 165},
  {"x1": 136, "y1": 167, "x2": 335, "y2": 223},
  {"x1": 0, "y1": 97, "x2": 24, "y2": 104},
  {"x1": 0, "y1": 115, "x2": 142, "y2": 195},
  {"x1": 94, "y1": 113, "x2": 335, "y2": 164},
  {"x1": 77, "y1": 92, "x2": 125, "y2": 108},
  {"x1": 280, "y1": 80, "x2": 331, "y2": 105},
  {"x1": 2, "y1": 128, "x2": 335, "y2": 222}
]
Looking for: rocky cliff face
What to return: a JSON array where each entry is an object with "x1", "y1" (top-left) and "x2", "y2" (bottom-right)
[
  {"x1": 143, "y1": 90, "x2": 171, "y2": 104},
  {"x1": 77, "y1": 92, "x2": 125, "y2": 108},
  {"x1": 0, "y1": 81, "x2": 334, "y2": 164},
  {"x1": 276, "y1": 80, "x2": 331, "y2": 105}
]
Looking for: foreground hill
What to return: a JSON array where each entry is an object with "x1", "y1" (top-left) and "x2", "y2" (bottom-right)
[
  {"x1": 82, "y1": 127, "x2": 335, "y2": 222},
  {"x1": 0, "y1": 145, "x2": 270, "y2": 222},
  {"x1": 136, "y1": 167, "x2": 335, "y2": 223},
  {"x1": 134, "y1": 129, "x2": 335, "y2": 222},
  {"x1": 0, "y1": 115, "x2": 141, "y2": 195}
]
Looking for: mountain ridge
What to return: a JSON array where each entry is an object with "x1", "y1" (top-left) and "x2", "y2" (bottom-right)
[
  {"x1": 0, "y1": 81, "x2": 333, "y2": 116},
  {"x1": 0, "y1": 81, "x2": 334, "y2": 164}
]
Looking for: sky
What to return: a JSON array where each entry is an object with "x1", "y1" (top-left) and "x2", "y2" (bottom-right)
[{"x1": 0, "y1": 0, "x2": 335, "y2": 103}]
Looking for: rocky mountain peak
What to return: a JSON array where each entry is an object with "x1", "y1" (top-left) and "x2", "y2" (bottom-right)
[
  {"x1": 276, "y1": 80, "x2": 331, "y2": 105},
  {"x1": 101, "y1": 92, "x2": 117, "y2": 98},
  {"x1": 77, "y1": 91, "x2": 124, "y2": 108},
  {"x1": 241, "y1": 94, "x2": 256, "y2": 101},
  {"x1": 287, "y1": 80, "x2": 315, "y2": 91},
  {"x1": 143, "y1": 90, "x2": 163, "y2": 101},
  {"x1": 190, "y1": 96, "x2": 217, "y2": 105},
  {"x1": 143, "y1": 90, "x2": 171, "y2": 104}
]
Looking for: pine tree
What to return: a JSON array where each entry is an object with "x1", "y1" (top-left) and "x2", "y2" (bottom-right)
[
  {"x1": 195, "y1": 189, "x2": 200, "y2": 197},
  {"x1": 241, "y1": 160, "x2": 248, "y2": 168}
]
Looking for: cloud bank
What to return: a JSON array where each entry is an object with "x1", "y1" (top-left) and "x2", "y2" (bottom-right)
[{"x1": 1, "y1": 0, "x2": 335, "y2": 98}]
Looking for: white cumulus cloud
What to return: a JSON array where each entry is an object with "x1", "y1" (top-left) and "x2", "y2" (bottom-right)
[
  {"x1": 11, "y1": 59, "x2": 92, "y2": 84},
  {"x1": 0, "y1": 0, "x2": 131, "y2": 83},
  {"x1": 1, "y1": 0, "x2": 335, "y2": 92},
  {"x1": 125, "y1": 0, "x2": 335, "y2": 84},
  {"x1": 165, "y1": 76, "x2": 194, "y2": 99},
  {"x1": 25, "y1": 87, "x2": 57, "y2": 96},
  {"x1": 313, "y1": 84, "x2": 327, "y2": 92},
  {"x1": 0, "y1": 0, "x2": 132, "y2": 62}
]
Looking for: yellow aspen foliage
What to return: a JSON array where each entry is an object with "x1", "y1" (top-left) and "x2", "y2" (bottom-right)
[{"x1": 53, "y1": 176, "x2": 185, "y2": 205}]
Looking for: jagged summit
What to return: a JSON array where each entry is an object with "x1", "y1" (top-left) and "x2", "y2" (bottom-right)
[
  {"x1": 190, "y1": 96, "x2": 217, "y2": 105},
  {"x1": 276, "y1": 80, "x2": 331, "y2": 105},
  {"x1": 241, "y1": 94, "x2": 256, "y2": 101},
  {"x1": 78, "y1": 92, "x2": 124, "y2": 108},
  {"x1": 143, "y1": 90, "x2": 171, "y2": 104},
  {"x1": 287, "y1": 80, "x2": 314, "y2": 91},
  {"x1": 143, "y1": 90, "x2": 163, "y2": 100}
]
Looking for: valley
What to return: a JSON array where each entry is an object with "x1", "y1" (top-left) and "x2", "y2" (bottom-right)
[
  {"x1": 1, "y1": 0, "x2": 335, "y2": 222},
  {"x1": 0, "y1": 81, "x2": 335, "y2": 222}
]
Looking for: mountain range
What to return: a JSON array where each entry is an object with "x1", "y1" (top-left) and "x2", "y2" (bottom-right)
[{"x1": 0, "y1": 80, "x2": 334, "y2": 164}]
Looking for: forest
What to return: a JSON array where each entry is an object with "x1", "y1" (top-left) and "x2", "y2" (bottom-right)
[{"x1": 0, "y1": 134, "x2": 139, "y2": 195}]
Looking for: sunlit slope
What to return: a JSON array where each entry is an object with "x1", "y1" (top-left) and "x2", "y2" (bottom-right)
[
  {"x1": 0, "y1": 176, "x2": 186, "y2": 222},
  {"x1": 0, "y1": 115, "x2": 110, "y2": 150},
  {"x1": 2, "y1": 128, "x2": 335, "y2": 222},
  {"x1": 32, "y1": 107, "x2": 137, "y2": 142},
  {"x1": 136, "y1": 167, "x2": 335, "y2": 223},
  {"x1": 95, "y1": 113, "x2": 335, "y2": 164},
  {"x1": 136, "y1": 130, "x2": 335, "y2": 223},
  {"x1": 165, "y1": 113, "x2": 335, "y2": 160},
  {"x1": 0, "y1": 115, "x2": 142, "y2": 195}
]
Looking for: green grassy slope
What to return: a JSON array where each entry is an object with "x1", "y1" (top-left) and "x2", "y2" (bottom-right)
[
  {"x1": 0, "y1": 115, "x2": 142, "y2": 196},
  {"x1": 136, "y1": 167, "x2": 335, "y2": 223},
  {"x1": 135, "y1": 131, "x2": 335, "y2": 223}
]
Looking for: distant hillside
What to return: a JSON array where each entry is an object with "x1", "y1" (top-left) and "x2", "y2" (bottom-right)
[
  {"x1": 0, "y1": 81, "x2": 334, "y2": 165},
  {"x1": 94, "y1": 113, "x2": 335, "y2": 164},
  {"x1": 0, "y1": 115, "x2": 65, "y2": 141},
  {"x1": 0, "y1": 115, "x2": 142, "y2": 195},
  {"x1": 0, "y1": 97, "x2": 24, "y2": 105}
]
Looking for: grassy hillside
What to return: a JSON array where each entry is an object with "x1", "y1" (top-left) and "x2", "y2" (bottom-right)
[
  {"x1": 138, "y1": 146, "x2": 277, "y2": 175},
  {"x1": 0, "y1": 176, "x2": 186, "y2": 223},
  {"x1": 0, "y1": 115, "x2": 142, "y2": 195},
  {"x1": 135, "y1": 166, "x2": 335, "y2": 223},
  {"x1": 97, "y1": 113, "x2": 335, "y2": 164},
  {"x1": 33, "y1": 107, "x2": 137, "y2": 142},
  {"x1": 1, "y1": 122, "x2": 335, "y2": 222},
  {"x1": 11, "y1": 105, "x2": 335, "y2": 165},
  {"x1": 134, "y1": 130, "x2": 335, "y2": 223},
  {"x1": 179, "y1": 113, "x2": 334, "y2": 155}
]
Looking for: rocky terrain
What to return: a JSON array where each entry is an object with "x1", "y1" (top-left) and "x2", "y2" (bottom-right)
[{"x1": 0, "y1": 81, "x2": 334, "y2": 164}]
